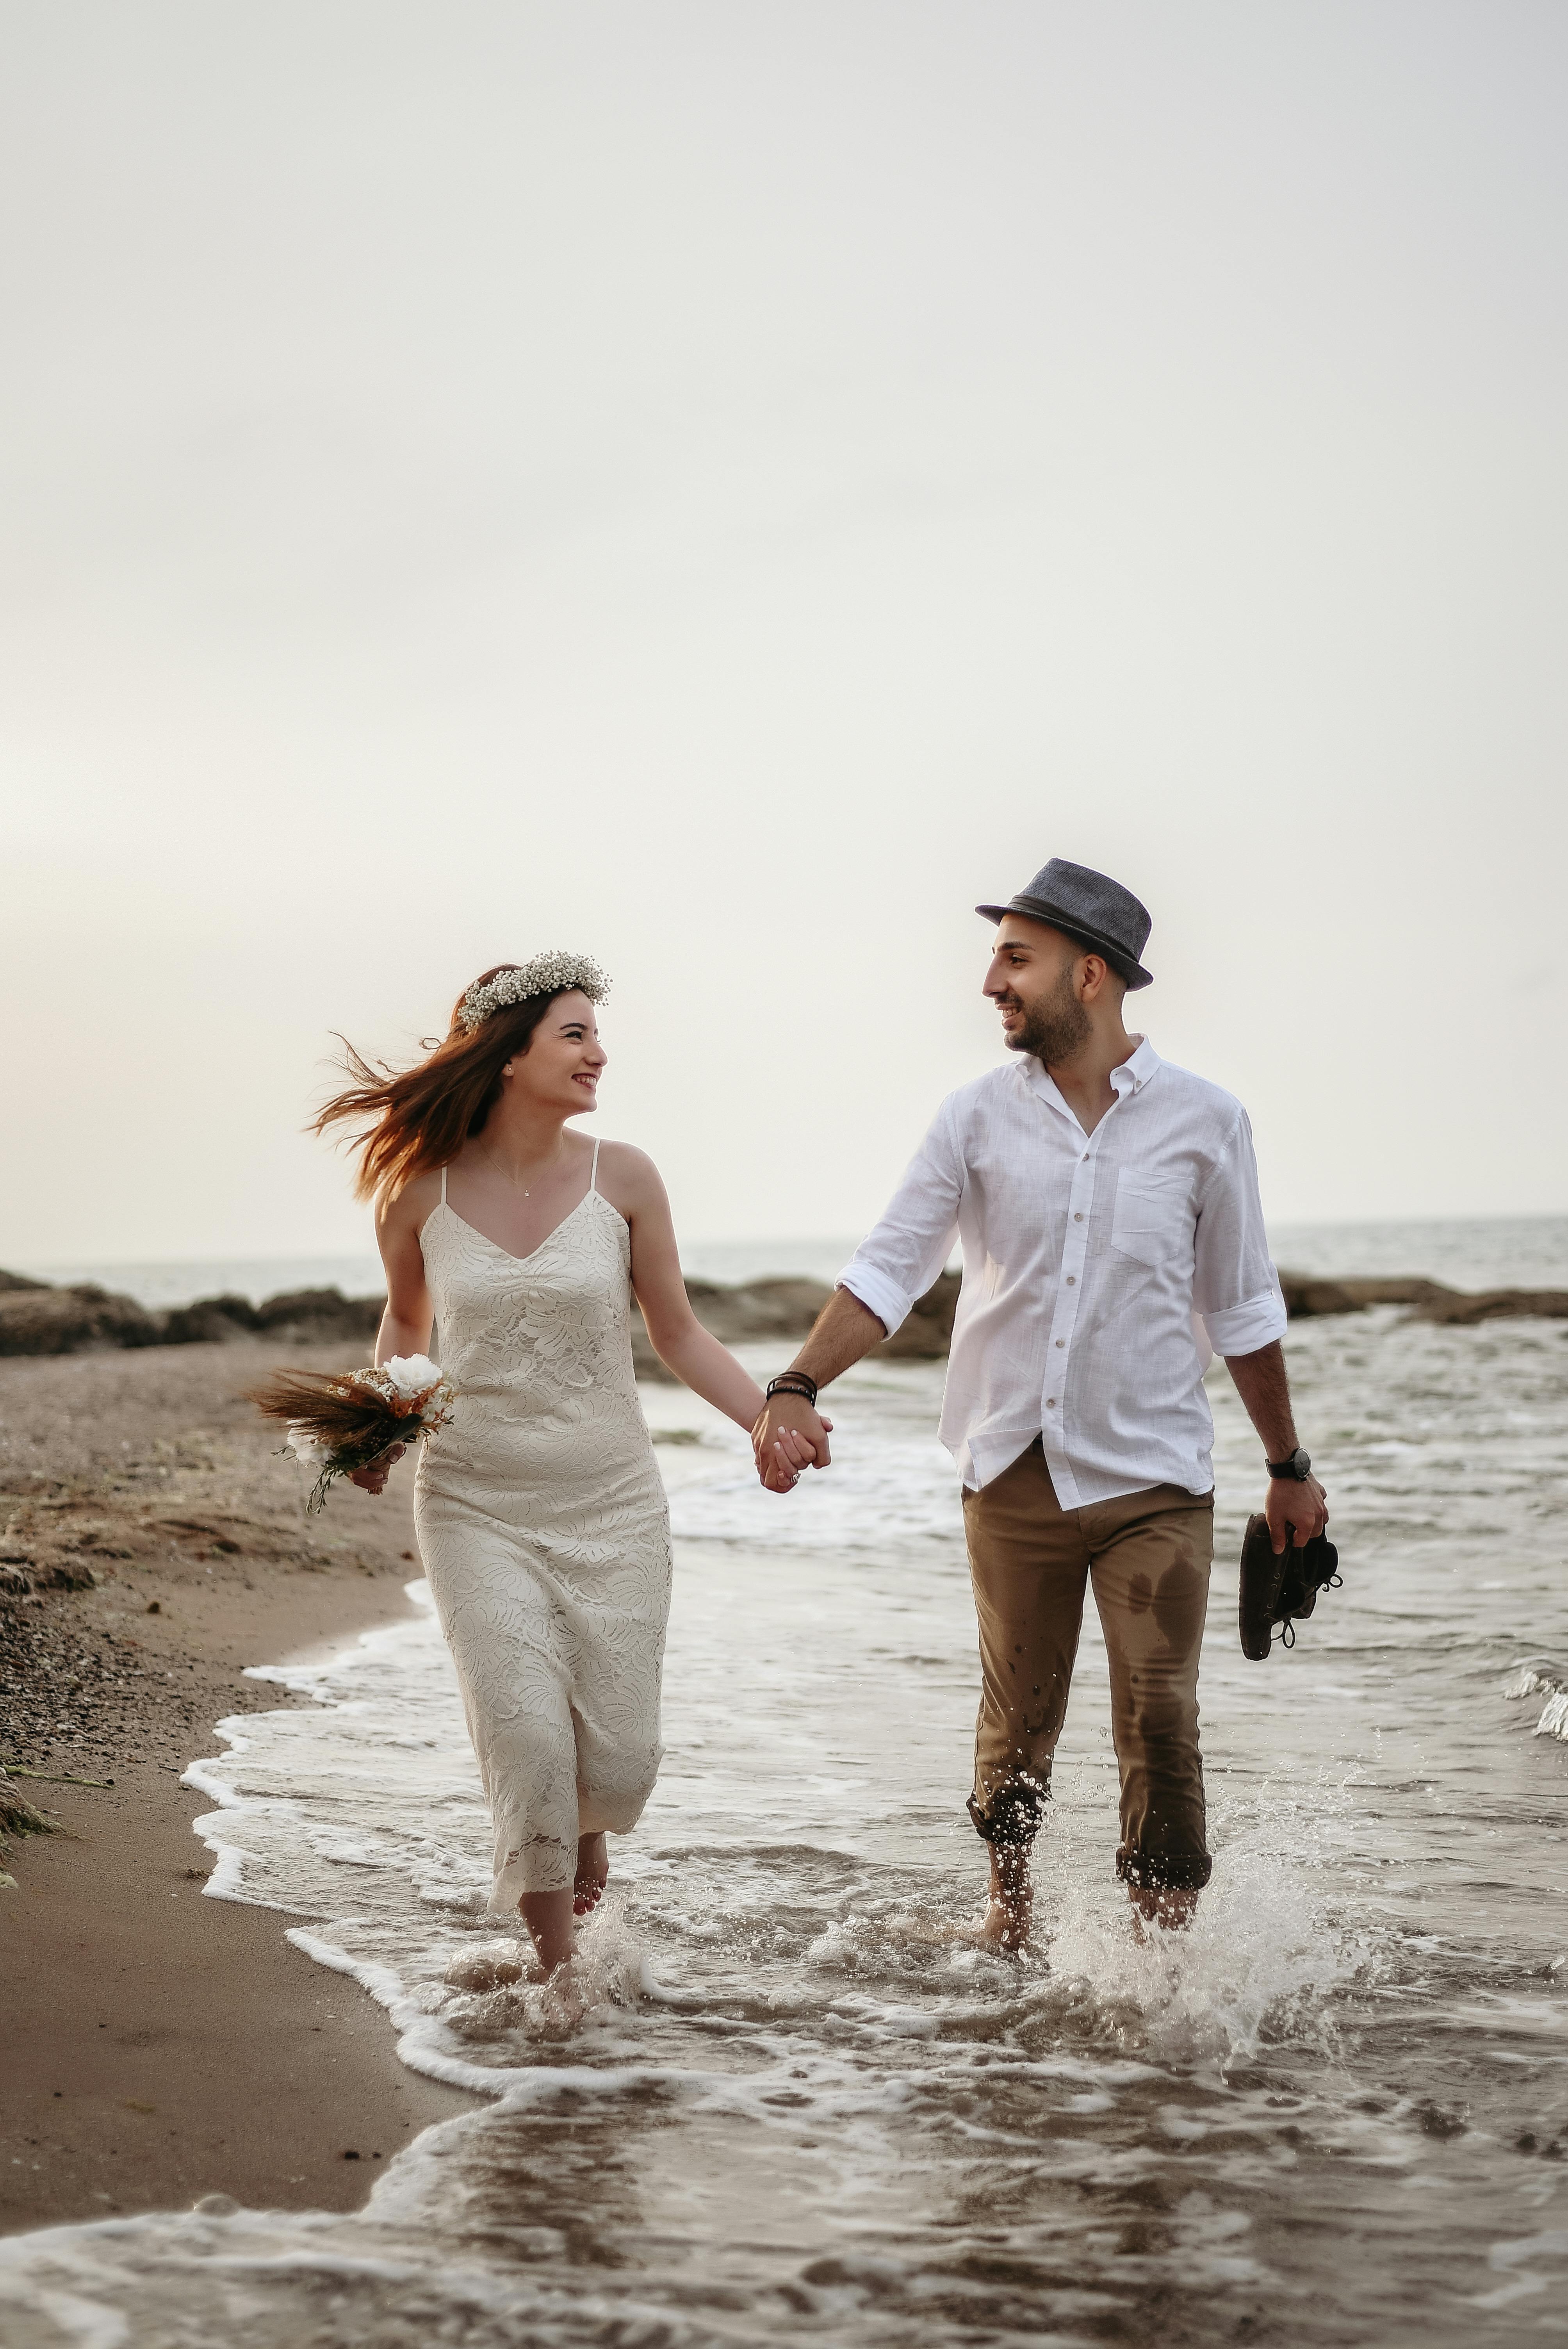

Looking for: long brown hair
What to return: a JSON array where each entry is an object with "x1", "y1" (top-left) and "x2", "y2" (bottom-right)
[{"x1": 314, "y1": 967, "x2": 584, "y2": 1203}]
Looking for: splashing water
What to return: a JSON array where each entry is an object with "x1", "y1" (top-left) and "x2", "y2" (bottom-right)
[
  {"x1": 2, "y1": 1307, "x2": 1566, "y2": 2345},
  {"x1": 1506, "y1": 1661, "x2": 1568, "y2": 1744}
]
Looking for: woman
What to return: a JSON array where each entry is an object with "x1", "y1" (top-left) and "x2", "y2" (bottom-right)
[{"x1": 316, "y1": 952, "x2": 816, "y2": 1982}]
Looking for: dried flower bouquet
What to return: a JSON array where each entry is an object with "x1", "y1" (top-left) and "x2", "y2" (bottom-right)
[{"x1": 251, "y1": 1354, "x2": 456, "y2": 1513}]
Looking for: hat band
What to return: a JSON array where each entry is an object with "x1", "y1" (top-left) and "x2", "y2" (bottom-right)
[{"x1": 1005, "y1": 896, "x2": 1143, "y2": 979}]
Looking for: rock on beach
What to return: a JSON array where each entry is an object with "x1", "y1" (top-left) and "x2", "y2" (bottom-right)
[
  {"x1": 1275, "y1": 1271, "x2": 1568, "y2": 1324},
  {"x1": 629, "y1": 1270, "x2": 961, "y2": 1378},
  {"x1": 0, "y1": 1280, "x2": 383, "y2": 1358},
  {"x1": 0, "y1": 1284, "x2": 166, "y2": 1355}
]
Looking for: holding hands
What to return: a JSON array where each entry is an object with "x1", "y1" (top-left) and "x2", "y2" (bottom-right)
[
  {"x1": 752, "y1": 1390, "x2": 833, "y2": 1493},
  {"x1": 749, "y1": 1292, "x2": 890, "y2": 1492}
]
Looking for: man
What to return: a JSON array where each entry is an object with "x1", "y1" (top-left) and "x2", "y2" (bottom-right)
[{"x1": 754, "y1": 859, "x2": 1327, "y2": 1945}]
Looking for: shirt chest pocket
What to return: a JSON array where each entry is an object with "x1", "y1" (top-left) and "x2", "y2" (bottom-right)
[{"x1": 1111, "y1": 1170, "x2": 1192, "y2": 1269}]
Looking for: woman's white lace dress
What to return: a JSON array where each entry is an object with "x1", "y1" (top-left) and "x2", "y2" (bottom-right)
[{"x1": 413, "y1": 1157, "x2": 672, "y2": 1909}]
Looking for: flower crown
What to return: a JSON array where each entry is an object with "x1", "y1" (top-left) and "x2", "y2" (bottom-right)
[{"x1": 456, "y1": 952, "x2": 611, "y2": 1034}]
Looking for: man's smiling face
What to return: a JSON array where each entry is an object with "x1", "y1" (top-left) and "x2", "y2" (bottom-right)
[{"x1": 982, "y1": 916, "x2": 1094, "y2": 1066}]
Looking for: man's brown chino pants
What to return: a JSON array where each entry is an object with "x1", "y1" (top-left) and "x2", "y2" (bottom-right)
[{"x1": 962, "y1": 1438, "x2": 1216, "y2": 1891}]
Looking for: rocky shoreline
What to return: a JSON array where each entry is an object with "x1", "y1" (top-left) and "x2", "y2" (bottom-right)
[
  {"x1": 0, "y1": 1263, "x2": 964, "y2": 1375},
  {"x1": 4, "y1": 1260, "x2": 1566, "y2": 1374},
  {"x1": 0, "y1": 1267, "x2": 387, "y2": 1356}
]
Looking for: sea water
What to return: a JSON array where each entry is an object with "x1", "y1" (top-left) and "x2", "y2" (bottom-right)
[{"x1": 2, "y1": 1291, "x2": 1567, "y2": 2342}]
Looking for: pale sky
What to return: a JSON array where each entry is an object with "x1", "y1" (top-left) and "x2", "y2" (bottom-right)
[{"x1": 3, "y1": 2, "x2": 1564, "y2": 1266}]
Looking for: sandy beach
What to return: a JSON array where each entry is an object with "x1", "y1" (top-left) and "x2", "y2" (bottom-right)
[{"x1": 0, "y1": 1339, "x2": 474, "y2": 2235}]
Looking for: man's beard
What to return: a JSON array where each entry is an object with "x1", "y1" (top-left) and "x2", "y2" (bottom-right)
[{"x1": 1004, "y1": 962, "x2": 1092, "y2": 1066}]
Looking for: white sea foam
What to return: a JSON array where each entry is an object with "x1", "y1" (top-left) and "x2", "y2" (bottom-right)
[{"x1": 1503, "y1": 1657, "x2": 1568, "y2": 1741}]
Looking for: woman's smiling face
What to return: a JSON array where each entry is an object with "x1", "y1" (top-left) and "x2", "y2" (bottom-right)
[{"x1": 502, "y1": 989, "x2": 606, "y2": 1116}]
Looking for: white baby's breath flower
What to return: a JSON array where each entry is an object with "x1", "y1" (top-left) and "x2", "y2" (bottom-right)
[
  {"x1": 383, "y1": 1354, "x2": 441, "y2": 1401},
  {"x1": 456, "y1": 952, "x2": 610, "y2": 1034},
  {"x1": 287, "y1": 1424, "x2": 331, "y2": 1469}
]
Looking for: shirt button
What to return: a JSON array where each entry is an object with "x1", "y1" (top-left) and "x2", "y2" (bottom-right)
[
  {"x1": 1073, "y1": 1212, "x2": 1083, "y2": 1222},
  {"x1": 1055, "y1": 1338, "x2": 1064, "y2": 1348},
  {"x1": 1046, "y1": 1397, "x2": 1057, "y2": 1407},
  {"x1": 1066, "y1": 1275, "x2": 1075, "y2": 1285}
]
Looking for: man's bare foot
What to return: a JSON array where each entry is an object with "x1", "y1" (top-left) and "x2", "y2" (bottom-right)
[
  {"x1": 976, "y1": 1840, "x2": 1033, "y2": 1953},
  {"x1": 574, "y1": 1831, "x2": 608, "y2": 1917},
  {"x1": 1127, "y1": 1884, "x2": 1197, "y2": 1940}
]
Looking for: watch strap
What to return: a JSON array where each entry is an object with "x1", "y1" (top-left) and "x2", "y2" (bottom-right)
[{"x1": 1267, "y1": 1447, "x2": 1311, "y2": 1480}]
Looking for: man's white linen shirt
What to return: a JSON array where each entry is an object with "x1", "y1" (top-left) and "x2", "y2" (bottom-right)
[{"x1": 838, "y1": 1039, "x2": 1286, "y2": 1505}]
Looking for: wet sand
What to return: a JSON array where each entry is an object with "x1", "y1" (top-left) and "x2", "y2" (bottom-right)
[{"x1": 0, "y1": 1340, "x2": 474, "y2": 2234}]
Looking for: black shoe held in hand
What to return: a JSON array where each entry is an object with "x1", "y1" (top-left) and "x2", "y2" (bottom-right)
[{"x1": 1239, "y1": 1515, "x2": 1342, "y2": 1661}]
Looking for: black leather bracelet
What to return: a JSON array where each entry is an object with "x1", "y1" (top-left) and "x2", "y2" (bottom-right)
[{"x1": 766, "y1": 1372, "x2": 819, "y2": 1406}]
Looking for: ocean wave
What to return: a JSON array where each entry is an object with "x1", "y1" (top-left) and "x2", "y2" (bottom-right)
[{"x1": 1504, "y1": 1659, "x2": 1568, "y2": 1741}]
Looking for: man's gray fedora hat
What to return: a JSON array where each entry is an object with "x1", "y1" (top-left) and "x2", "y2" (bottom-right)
[{"x1": 976, "y1": 857, "x2": 1154, "y2": 991}]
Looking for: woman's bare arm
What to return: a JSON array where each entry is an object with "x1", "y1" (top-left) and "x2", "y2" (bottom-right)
[
  {"x1": 349, "y1": 1172, "x2": 440, "y2": 1494},
  {"x1": 602, "y1": 1144, "x2": 768, "y2": 1432},
  {"x1": 373, "y1": 1173, "x2": 438, "y2": 1363}
]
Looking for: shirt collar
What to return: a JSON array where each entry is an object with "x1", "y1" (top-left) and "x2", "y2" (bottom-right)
[
  {"x1": 1021, "y1": 1034, "x2": 1162, "y2": 1115},
  {"x1": 1112, "y1": 1035, "x2": 1161, "y2": 1095}
]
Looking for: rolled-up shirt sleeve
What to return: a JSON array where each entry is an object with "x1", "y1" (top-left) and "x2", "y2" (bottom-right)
[
  {"x1": 1192, "y1": 1107, "x2": 1288, "y2": 1358},
  {"x1": 838, "y1": 1098, "x2": 964, "y2": 1337}
]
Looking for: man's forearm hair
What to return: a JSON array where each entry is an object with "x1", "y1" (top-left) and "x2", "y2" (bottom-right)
[
  {"x1": 788, "y1": 1287, "x2": 887, "y2": 1392},
  {"x1": 1223, "y1": 1339, "x2": 1298, "y2": 1460}
]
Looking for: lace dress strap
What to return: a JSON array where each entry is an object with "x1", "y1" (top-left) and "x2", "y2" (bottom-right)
[
  {"x1": 589, "y1": 1139, "x2": 600, "y2": 1195},
  {"x1": 440, "y1": 1166, "x2": 448, "y2": 1203}
]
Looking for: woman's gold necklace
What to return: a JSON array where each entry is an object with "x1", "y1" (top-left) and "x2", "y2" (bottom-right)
[{"x1": 479, "y1": 1139, "x2": 558, "y2": 1199}]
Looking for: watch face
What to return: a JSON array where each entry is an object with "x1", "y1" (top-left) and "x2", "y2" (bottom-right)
[{"x1": 1294, "y1": 1449, "x2": 1311, "y2": 1477}]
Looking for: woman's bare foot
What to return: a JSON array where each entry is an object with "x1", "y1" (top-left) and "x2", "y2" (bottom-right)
[
  {"x1": 977, "y1": 1840, "x2": 1033, "y2": 1953},
  {"x1": 519, "y1": 1888, "x2": 576, "y2": 1975},
  {"x1": 574, "y1": 1831, "x2": 608, "y2": 1917},
  {"x1": 444, "y1": 1938, "x2": 529, "y2": 1991},
  {"x1": 539, "y1": 1957, "x2": 588, "y2": 2035}
]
